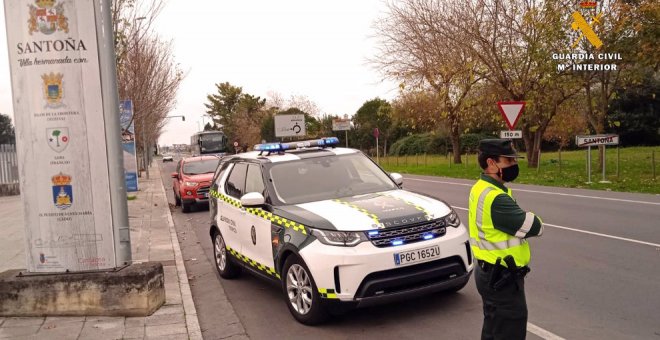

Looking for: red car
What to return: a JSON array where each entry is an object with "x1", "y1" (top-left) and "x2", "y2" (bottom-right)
[{"x1": 172, "y1": 156, "x2": 220, "y2": 213}]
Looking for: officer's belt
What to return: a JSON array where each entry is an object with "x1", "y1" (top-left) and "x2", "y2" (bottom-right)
[{"x1": 478, "y1": 259, "x2": 529, "y2": 273}]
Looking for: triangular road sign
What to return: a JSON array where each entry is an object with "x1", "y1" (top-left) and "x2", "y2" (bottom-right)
[{"x1": 497, "y1": 101, "x2": 526, "y2": 130}]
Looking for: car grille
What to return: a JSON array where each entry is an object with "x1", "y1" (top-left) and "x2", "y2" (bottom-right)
[
  {"x1": 355, "y1": 256, "x2": 466, "y2": 299},
  {"x1": 366, "y1": 218, "x2": 446, "y2": 248},
  {"x1": 197, "y1": 186, "x2": 210, "y2": 198}
]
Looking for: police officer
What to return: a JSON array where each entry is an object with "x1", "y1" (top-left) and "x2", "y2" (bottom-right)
[{"x1": 469, "y1": 139, "x2": 544, "y2": 340}]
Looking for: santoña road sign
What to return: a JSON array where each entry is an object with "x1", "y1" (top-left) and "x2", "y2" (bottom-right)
[{"x1": 576, "y1": 134, "x2": 619, "y2": 147}]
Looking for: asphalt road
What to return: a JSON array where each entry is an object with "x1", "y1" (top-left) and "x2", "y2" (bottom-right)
[{"x1": 159, "y1": 159, "x2": 660, "y2": 340}]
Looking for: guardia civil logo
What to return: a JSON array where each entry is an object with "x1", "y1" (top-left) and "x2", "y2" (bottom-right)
[
  {"x1": 28, "y1": 0, "x2": 69, "y2": 35},
  {"x1": 47, "y1": 127, "x2": 69, "y2": 153}
]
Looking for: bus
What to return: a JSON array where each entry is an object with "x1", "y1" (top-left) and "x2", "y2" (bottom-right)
[{"x1": 191, "y1": 131, "x2": 228, "y2": 156}]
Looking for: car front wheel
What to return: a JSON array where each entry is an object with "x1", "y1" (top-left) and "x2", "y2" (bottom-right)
[
  {"x1": 281, "y1": 255, "x2": 328, "y2": 325},
  {"x1": 174, "y1": 190, "x2": 181, "y2": 206},
  {"x1": 182, "y1": 200, "x2": 192, "y2": 213}
]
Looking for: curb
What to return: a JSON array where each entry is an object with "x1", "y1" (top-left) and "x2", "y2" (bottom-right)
[{"x1": 155, "y1": 168, "x2": 203, "y2": 340}]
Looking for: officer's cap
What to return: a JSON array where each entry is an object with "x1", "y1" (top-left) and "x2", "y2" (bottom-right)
[{"x1": 478, "y1": 139, "x2": 524, "y2": 158}]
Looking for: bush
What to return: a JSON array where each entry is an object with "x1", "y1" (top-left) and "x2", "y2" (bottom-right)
[
  {"x1": 388, "y1": 132, "x2": 498, "y2": 155},
  {"x1": 460, "y1": 133, "x2": 494, "y2": 153},
  {"x1": 388, "y1": 132, "x2": 450, "y2": 155}
]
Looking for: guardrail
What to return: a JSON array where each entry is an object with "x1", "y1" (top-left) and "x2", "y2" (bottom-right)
[{"x1": 0, "y1": 144, "x2": 19, "y2": 196}]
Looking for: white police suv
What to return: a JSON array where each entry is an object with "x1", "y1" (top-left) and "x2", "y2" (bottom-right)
[{"x1": 208, "y1": 137, "x2": 473, "y2": 324}]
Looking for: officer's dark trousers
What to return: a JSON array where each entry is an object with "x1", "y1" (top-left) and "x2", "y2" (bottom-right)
[{"x1": 475, "y1": 264, "x2": 528, "y2": 340}]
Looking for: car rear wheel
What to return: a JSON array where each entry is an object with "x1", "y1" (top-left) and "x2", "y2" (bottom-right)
[
  {"x1": 281, "y1": 255, "x2": 329, "y2": 325},
  {"x1": 212, "y1": 231, "x2": 241, "y2": 279}
]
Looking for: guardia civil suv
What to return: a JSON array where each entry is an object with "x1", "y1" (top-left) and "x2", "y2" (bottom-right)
[{"x1": 208, "y1": 137, "x2": 473, "y2": 324}]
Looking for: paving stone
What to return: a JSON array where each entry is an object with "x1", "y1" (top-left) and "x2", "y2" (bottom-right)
[
  {"x1": 145, "y1": 333, "x2": 188, "y2": 340},
  {"x1": 36, "y1": 320, "x2": 84, "y2": 339},
  {"x1": 145, "y1": 313, "x2": 184, "y2": 326},
  {"x1": 0, "y1": 325, "x2": 40, "y2": 339},
  {"x1": 124, "y1": 317, "x2": 145, "y2": 328},
  {"x1": 151, "y1": 305, "x2": 183, "y2": 316},
  {"x1": 78, "y1": 318, "x2": 125, "y2": 340},
  {"x1": 144, "y1": 323, "x2": 187, "y2": 337},
  {"x1": 0, "y1": 317, "x2": 44, "y2": 327},
  {"x1": 122, "y1": 326, "x2": 145, "y2": 339},
  {"x1": 44, "y1": 316, "x2": 86, "y2": 324}
]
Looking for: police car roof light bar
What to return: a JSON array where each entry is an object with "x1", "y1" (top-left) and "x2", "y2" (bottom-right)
[{"x1": 254, "y1": 137, "x2": 340, "y2": 155}]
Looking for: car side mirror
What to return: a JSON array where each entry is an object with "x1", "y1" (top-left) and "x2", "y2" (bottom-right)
[
  {"x1": 240, "y1": 192, "x2": 265, "y2": 207},
  {"x1": 171, "y1": 172, "x2": 179, "y2": 179},
  {"x1": 390, "y1": 173, "x2": 403, "y2": 186}
]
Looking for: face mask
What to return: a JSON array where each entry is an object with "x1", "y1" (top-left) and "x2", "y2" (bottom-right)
[{"x1": 496, "y1": 163, "x2": 519, "y2": 182}]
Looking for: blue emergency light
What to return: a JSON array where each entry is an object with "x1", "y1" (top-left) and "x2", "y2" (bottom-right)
[{"x1": 254, "y1": 137, "x2": 340, "y2": 154}]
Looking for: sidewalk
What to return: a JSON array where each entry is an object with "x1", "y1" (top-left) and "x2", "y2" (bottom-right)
[{"x1": 0, "y1": 164, "x2": 201, "y2": 340}]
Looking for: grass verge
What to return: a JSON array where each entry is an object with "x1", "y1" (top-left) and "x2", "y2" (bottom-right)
[{"x1": 378, "y1": 146, "x2": 659, "y2": 194}]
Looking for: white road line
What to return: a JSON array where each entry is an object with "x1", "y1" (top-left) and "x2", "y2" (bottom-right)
[
  {"x1": 406, "y1": 177, "x2": 660, "y2": 206},
  {"x1": 453, "y1": 206, "x2": 660, "y2": 248},
  {"x1": 527, "y1": 323, "x2": 566, "y2": 340}
]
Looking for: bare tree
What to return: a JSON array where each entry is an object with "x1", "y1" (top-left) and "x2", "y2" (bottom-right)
[
  {"x1": 112, "y1": 0, "x2": 184, "y2": 164},
  {"x1": 374, "y1": 0, "x2": 484, "y2": 164}
]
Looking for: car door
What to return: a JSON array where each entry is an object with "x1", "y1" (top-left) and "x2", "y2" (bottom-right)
[
  {"x1": 241, "y1": 163, "x2": 275, "y2": 271},
  {"x1": 219, "y1": 162, "x2": 247, "y2": 256}
]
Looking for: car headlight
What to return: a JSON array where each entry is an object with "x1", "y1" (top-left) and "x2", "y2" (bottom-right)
[
  {"x1": 445, "y1": 209, "x2": 461, "y2": 228},
  {"x1": 184, "y1": 181, "x2": 199, "y2": 187},
  {"x1": 310, "y1": 229, "x2": 368, "y2": 247}
]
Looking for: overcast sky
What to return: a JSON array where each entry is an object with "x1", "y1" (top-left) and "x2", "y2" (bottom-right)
[{"x1": 0, "y1": 0, "x2": 398, "y2": 145}]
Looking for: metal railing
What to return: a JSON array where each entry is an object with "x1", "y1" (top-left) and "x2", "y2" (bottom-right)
[{"x1": 0, "y1": 144, "x2": 19, "y2": 196}]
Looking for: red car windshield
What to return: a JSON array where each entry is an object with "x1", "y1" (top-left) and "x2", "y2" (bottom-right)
[{"x1": 183, "y1": 159, "x2": 219, "y2": 175}]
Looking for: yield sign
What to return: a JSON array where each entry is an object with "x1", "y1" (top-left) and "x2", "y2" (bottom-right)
[{"x1": 497, "y1": 101, "x2": 526, "y2": 130}]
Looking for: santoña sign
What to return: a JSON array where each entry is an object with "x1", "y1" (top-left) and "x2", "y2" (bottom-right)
[{"x1": 576, "y1": 134, "x2": 619, "y2": 147}]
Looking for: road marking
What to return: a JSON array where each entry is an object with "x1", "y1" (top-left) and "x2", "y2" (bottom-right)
[
  {"x1": 453, "y1": 206, "x2": 660, "y2": 248},
  {"x1": 405, "y1": 177, "x2": 660, "y2": 206},
  {"x1": 527, "y1": 322, "x2": 566, "y2": 340}
]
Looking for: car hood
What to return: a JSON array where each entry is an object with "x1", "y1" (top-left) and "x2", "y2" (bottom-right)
[
  {"x1": 181, "y1": 173, "x2": 214, "y2": 183},
  {"x1": 272, "y1": 190, "x2": 452, "y2": 231}
]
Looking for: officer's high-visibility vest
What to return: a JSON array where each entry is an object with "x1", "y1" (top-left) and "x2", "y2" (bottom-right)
[{"x1": 468, "y1": 179, "x2": 530, "y2": 266}]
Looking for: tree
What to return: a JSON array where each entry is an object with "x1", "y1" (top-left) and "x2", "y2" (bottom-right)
[
  {"x1": 444, "y1": 0, "x2": 581, "y2": 167},
  {"x1": 352, "y1": 98, "x2": 392, "y2": 153},
  {"x1": 0, "y1": 114, "x2": 15, "y2": 145},
  {"x1": 374, "y1": 0, "x2": 484, "y2": 164},
  {"x1": 113, "y1": 0, "x2": 184, "y2": 161},
  {"x1": 607, "y1": 72, "x2": 660, "y2": 145},
  {"x1": 576, "y1": 0, "x2": 658, "y2": 168},
  {"x1": 205, "y1": 82, "x2": 243, "y2": 140},
  {"x1": 205, "y1": 82, "x2": 271, "y2": 149}
]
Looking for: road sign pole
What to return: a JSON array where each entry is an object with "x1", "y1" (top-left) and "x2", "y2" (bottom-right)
[
  {"x1": 587, "y1": 146, "x2": 592, "y2": 184},
  {"x1": 376, "y1": 136, "x2": 379, "y2": 164},
  {"x1": 345, "y1": 130, "x2": 348, "y2": 148},
  {"x1": 599, "y1": 146, "x2": 610, "y2": 183}
]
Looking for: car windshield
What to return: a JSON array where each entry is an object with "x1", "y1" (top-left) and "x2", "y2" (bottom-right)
[
  {"x1": 268, "y1": 153, "x2": 397, "y2": 204},
  {"x1": 183, "y1": 159, "x2": 219, "y2": 175}
]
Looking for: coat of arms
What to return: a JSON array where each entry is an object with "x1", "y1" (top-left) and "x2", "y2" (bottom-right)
[
  {"x1": 47, "y1": 127, "x2": 69, "y2": 153},
  {"x1": 28, "y1": 0, "x2": 69, "y2": 35},
  {"x1": 52, "y1": 172, "x2": 73, "y2": 210},
  {"x1": 42, "y1": 72, "x2": 64, "y2": 108}
]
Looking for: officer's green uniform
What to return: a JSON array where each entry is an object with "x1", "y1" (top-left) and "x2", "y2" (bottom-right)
[{"x1": 469, "y1": 139, "x2": 544, "y2": 340}]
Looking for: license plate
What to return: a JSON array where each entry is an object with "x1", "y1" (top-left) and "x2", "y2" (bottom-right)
[
  {"x1": 201, "y1": 193, "x2": 208, "y2": 198},
  {"x1": 394, "y1": 246, "x2": 441, "y2": 266}
]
